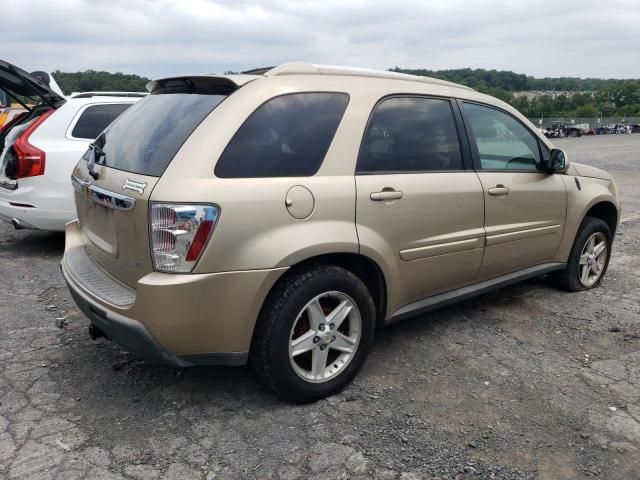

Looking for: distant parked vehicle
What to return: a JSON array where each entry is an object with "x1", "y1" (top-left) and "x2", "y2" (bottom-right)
[
  {"x1": 630, "y1": 123, "x2": 640, "y2": 133},
  {"x1": 0, "y1": 59, "x2": 145, "y2": 231},
  {"x1": 543, "y1": 122, "x2": 582, "y2": 138}
]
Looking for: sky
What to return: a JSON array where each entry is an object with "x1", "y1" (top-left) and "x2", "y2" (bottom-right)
[{"x1": 2, "y1": 0, "x2": 639, "y2": 80}]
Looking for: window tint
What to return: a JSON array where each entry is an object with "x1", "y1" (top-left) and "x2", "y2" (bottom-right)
[
  {"x1": 215, "y1": 93, "x2": 349, "y2": 178},
  {"x1": 71, "y1": 103, "x2": 132, "y2": 139},
  {"x1": 90, "y1": 93, "x2": 227, "y2": 177},
  {"x1": 357, "y1": 97, "x2": 462, "y2": 173},
  {"x1": 463, "y1": 102, "x2": 540, "y2": 171}
]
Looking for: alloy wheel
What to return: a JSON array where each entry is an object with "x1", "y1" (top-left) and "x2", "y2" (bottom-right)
[
  {"x1": 288, "y1": 291, "x2": 362, "y2": 383},
  {"x1": 578, "y1": 232, "x2": 608, "y2": 287}
]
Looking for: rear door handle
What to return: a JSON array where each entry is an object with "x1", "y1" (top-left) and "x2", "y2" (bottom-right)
[
  {"x1": 488, "y1": 184, "x2": 510, "y2": 196},
  {"x1": 370, "y1": 189, "x2": 403, "y2": 201}
]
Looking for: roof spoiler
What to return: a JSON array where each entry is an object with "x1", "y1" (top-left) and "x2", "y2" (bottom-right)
[{"x1": 146, "y1": 75, "x2": 257, "y2": 95}]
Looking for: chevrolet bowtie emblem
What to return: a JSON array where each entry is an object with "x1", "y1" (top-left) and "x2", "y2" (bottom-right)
[{"x1": 123, "y1": 179, "x2": 147, "y2": 195}]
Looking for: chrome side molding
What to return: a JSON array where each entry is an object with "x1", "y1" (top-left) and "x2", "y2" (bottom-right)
[{"x1": 71, "y1": 175, "x2": 135, "y2": 211}]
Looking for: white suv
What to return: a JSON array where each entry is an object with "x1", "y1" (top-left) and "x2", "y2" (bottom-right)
[{"x1": 0, "y1": 60, "x2": 143, "y2": 231}]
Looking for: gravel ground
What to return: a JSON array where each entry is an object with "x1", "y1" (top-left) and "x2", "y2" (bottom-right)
[{"x1": 1, "y1": 134, "x2": 639, "y2": 480}]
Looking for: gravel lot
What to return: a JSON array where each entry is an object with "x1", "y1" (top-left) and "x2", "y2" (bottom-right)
[{"x1": 1, "y1": 134, "x2": 639, "y2": 480}]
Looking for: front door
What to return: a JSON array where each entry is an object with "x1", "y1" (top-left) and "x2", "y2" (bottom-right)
[
  {"x1": 460, "y1": 101, "x2": 567, "y2": 280},
  {"x1": 355, "y1": 96, "x2": 485, "y2": 312}
]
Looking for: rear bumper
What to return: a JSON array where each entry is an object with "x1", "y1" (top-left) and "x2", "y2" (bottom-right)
[
  {"x1": 0, "y1": 178, "x2": 76, "y2": 231},
  {"x1": 0, "y1": 198, "x2": 75, "y2": 231},
  {"x1": 63, "y1": 271, "x2": 193, "y2": 367},
  {"x1": 62, "y1": 220, "x2": 287, "y2": 366}
]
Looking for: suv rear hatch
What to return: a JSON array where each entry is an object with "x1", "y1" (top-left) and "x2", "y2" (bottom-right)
[
  {"x1": 0, "y1": 59, "x2": 66, "y2": 189},
  {"x1": 71, "y1": 75, "x2": 254, "y2": 288}
]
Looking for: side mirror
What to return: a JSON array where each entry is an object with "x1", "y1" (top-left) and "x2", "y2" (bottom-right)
[{"x1": 544, "y1": 148, "x2": 568, "y2": 173}]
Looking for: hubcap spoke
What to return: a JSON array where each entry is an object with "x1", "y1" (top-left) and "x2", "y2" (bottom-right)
[
  {"x1": 326, "y1": 300, "x2": 352, "y2": 331},
  {"x1": 580, "y1": 264, "x2": 590, "y2": 283},
  {"x1": 311, "y1": 346, "x2": 329, "y2": 379},
  {"x1": 291, "y1": 331, "x2": 317, "y2": 357},
  {"x1": 331, "y1": 332, "x2": 356, "y2": 354},
  {"x1": 579, "y1": 253, "x2": 590, "y2": 265},
  {"x1": 586, "y1": 236, "x2": 596, "y2": 253},
  {"x1": 306, "y1": 298, "x2": 326, "y2": 330},
  {"x1": 593, "y1": 241, "x2": 606, "y2": 257}
]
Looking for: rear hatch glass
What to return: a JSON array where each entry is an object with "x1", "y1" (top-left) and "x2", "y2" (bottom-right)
[{"x1": 91, "y1": 93, "x2": 227, "y2": 177}]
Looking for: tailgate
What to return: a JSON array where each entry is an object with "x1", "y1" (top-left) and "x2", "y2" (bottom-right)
[{"x1": 72, "y1": 160, "x2": 158, "y2": 289}]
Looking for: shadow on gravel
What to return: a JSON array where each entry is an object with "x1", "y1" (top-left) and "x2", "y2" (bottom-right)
[{"x1": 0, "y1": 229, "x2": 64, "y2": 257}]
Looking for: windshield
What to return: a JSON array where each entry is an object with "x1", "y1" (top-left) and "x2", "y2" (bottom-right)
[{"x1": 89, "y1": 93, "x2": 227, "y2": 177}]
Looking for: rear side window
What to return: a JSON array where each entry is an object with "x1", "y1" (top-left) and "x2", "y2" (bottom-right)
[
  {"x1": 215, "y1": 92, "x2": 349, "y2": 178},
  {"x1": 92, "y1": 93, "x2": 227, "y2": 177},
  {"x1": 357, "y1": 97, "x2": 462, "y2": 173},
  {"x1": 71, "y1": 103, "x2": 132, "y2": 140}
]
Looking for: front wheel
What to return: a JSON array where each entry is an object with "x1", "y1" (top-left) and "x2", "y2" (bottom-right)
[
  {"x1": 550, "y1": 216, "x2": 612, "y2": 292},
  {"x1": 251, "y1": 265, "x2": 376, "y2": 402}
]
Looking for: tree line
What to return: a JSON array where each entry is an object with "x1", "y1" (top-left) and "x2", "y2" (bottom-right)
[
  {"x1": 52, "y1": 70, "x2": 150, "y2": 95},
  {"x1": 49, "y1": 68, "x2": 640, "y2": 119},
  {"x1": 393, "y1": 67, "x2": 640, "y2": 119}
]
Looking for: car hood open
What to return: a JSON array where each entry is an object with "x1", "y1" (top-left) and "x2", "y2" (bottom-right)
[{"x1": 0, "y1": 59, "x2": 66, "y2": 109}]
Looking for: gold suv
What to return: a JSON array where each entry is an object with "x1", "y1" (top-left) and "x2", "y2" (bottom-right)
[{"x1": 62, "y1": 63, "x2": 619, "y2": 401}]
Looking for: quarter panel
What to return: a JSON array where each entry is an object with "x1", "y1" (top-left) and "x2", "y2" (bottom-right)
[{"x1": 153, "y1": 175, "x2": 360, "y2": 273}]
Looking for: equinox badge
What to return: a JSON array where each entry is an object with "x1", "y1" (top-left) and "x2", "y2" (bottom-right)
[{"x1": 123, "y1": 179, "x2": 147, "y2": 195}]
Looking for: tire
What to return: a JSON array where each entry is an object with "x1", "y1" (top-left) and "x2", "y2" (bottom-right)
[
  {"x1": 550, "y1": 216, "x2": 612, "y2": 292},
  {"x1": 250, "y1": 265, "x2": 376, "y2": 402},
  {"x1": 569, "y1": 130, "x2": 578, "y2": 137}
]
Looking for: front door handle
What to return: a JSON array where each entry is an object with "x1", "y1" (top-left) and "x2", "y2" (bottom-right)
[
  {"x1": 370, "y1": 189, "x2": 404, "y2": 201},
  {"x1": 488, "y1": 184, "x2": 510, "y2": 196}
]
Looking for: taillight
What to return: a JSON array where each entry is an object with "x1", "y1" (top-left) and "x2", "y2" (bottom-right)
[
  {"x1": 150, "y1": 203, "x2": 219, "y2": 273},
  {"x1": 13, "y1": 109, "x2": 54, "y2": 179}
]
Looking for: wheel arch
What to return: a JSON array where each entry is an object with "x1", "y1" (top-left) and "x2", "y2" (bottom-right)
[
  {"x1": 584, "y1": 200, "x2": 619, "y2": 236},
  {"x1": 258, "y1": 252, "x2": 388, "y2": 330}
]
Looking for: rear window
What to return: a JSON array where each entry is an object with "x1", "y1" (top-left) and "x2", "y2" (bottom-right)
[
  {"x1": 71, "y1": 103, "x2": 132, "y2": 140},
  {"x1": 215, "y1": 92, "x2": 349, "y2": 178},
  {"x1": 91, "y1": 93, "x2": 227, "y2": 177}
]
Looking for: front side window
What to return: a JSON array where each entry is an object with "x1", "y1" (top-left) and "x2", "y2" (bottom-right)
[
  {"x1": 357, "y1": 96, "x2": 462, "y2": 173},
  {"x1": 215, "y1": 92, "x2": 349, "y2": 178},
  {"x1": 463, "y1": 102, "x2": 540, "y2": 171},
  {"x1": 71, "y1": 103, "x2": 132, "y2": 140}
]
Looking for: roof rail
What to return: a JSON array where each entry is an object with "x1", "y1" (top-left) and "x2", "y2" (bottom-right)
[
  {"x1": 263, "y1": 62, "x2": 473, "y2": 91},
  {"x1": 69, "y1": 92, "x2": 148, "y2": 99}
]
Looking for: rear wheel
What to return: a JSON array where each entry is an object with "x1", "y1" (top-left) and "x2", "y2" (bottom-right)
[
  {"x1": 550, "y1": 216, "x2": 612, "y2": 292},
  {"x1": 251, "y1": 265, "x2": 376, "y2": 402}
]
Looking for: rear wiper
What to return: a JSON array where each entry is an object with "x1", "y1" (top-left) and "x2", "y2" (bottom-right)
[{"x1": 86, "y1": 142, "x2": 105, "y2": 180}]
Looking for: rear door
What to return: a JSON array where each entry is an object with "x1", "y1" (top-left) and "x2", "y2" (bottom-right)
[
  {"x1": 355, "y1": 96, "x2": 485, "y2": 307},
  {"x1": 459, "y1": 101, "x2": 566, "y2": 280}
]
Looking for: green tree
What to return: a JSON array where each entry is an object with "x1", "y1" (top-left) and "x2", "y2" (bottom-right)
[{"x1": 575, "y1": 103, "x2": 598, "y2": 118}]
